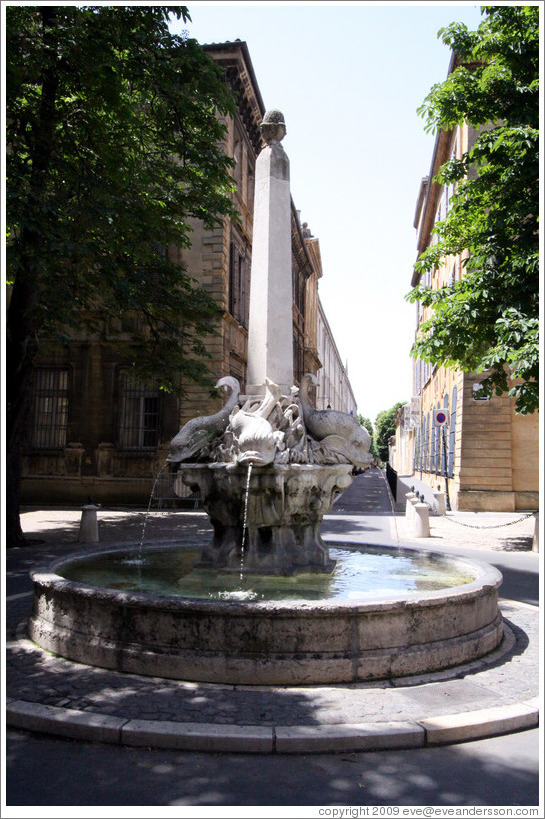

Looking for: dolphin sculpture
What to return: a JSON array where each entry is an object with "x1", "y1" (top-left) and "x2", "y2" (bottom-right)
[
  {"x1": 167, "y1": 376, "x2": 240, "y2": 463},
  {"x1": 298, "y1": 373, "x2": 373, "y2": 468}
]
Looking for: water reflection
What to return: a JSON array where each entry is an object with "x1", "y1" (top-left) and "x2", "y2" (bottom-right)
[{"x1": 61, "y1": 544, "x2": 476, "y2": 602}]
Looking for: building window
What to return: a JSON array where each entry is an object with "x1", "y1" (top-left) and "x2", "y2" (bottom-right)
[
  {"x1": 293, "y1": 265, "x2": 306, "y2": 319},
  {"x1": 28, "y1": 368, "x2": 70, "y2": 448},
  {"x1": 415, "y1": 427, "x2": 421, "y2": 471},
  {"x1": 449, "y1": 386, "x2": 457, "y2": 478},
  {"x1": 229, "y1": 234, "x2": 250, "y2": 329},
  {"x1": 292, "y1": 261, "x2": 306, "y2": 385},
  {"x1": 440, "y1": 395, "x2": 449, "y2": 476},
  {"x1": 432, "y1": 403, "x2": 441, "y2": 475},
  {"x1": 293, "y1": 329, "x2": 305, "y2": 386},
  {"x1": 118, "y1": 371, "x2": 161, "y2": 450},
  {"x1": 233, "y1": 134, "x2": 243, "y2": 190},
  {"x1": 247, "y1": 162, "x2": 255, "y2": 213},
  {"x1": 430, "y1": 413, "x2": 436, "y2": 474},
  {"x1": 423, "y1": 413, "x2": 430, "y2": 472},
  {"x1": 428, "y1": 413, "x2": 432, "y2": 472}
]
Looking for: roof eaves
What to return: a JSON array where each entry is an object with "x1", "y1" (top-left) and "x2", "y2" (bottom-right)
[{"x1": 202, "y1": 40, "x2": 266, "y2": 116}]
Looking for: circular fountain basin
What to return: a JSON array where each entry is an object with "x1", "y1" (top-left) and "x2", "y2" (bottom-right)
[{"x1": 29, "y1": 543, "x2": 503, "y2": 685}]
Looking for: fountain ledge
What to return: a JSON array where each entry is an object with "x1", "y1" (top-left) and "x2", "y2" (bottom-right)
[{"x1": 29, "y1": 546, "x2": 503, "y2": 686}]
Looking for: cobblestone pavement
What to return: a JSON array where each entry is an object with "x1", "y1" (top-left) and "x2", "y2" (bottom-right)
[{"x1": 5, "y1": 602, "x2": 538, "y2": 726}]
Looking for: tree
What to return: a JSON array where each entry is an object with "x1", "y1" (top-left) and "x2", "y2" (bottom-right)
[
  {"x1": 406, "y1": 5, "x2": 539, "y2": 415},
  {"x1": 374, "y1": 402, "x2": 405, "y2": 464},
  {"x1": 6, "y1": 5, "x2": 238, "y2": 545},
  {"x1": 357, "y1": 414, "x2": 377, "y2": 459}
]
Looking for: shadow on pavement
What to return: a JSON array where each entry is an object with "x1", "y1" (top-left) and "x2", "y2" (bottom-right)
[{"x1": 5, "y1": 727, "x2": 539, "y2": 807}]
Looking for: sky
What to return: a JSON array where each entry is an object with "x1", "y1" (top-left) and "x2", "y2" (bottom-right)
[{"x1": 170, "y1": 0, "x2": 485, "y2": 424}]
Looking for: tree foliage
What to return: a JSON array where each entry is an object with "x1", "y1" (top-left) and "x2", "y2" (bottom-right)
[
  {"x1": 6, "y1": 5, "x2": 238, "y2": 398},
  {"x1": 357, "y1": 414, "x2": 377, "y2": 458},
  {"x1": 374, "y1": 402, "x2": 406, "y2": 463},
  {"x1": 406, "y1": 6, "x2": 539, "y2": 414},
  {"x1": 5, "y1": 5, "x2": 238, "y2": 543}
]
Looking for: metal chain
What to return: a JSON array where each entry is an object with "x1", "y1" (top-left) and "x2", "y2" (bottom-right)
[{"x1": 434, "y1": 511, "x2": 535, "y2": 530}]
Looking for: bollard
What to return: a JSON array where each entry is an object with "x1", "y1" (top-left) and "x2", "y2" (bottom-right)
[
  {"x1": 433, "y1": 490, "x2": 446, "y2": 516},
  {"x1": 405, "y1": 492, "x2": 417, "y2": 519},
  {"x1": 412, "y1": 502, "x2": 430, "y2": 538},
  {"x1": 409, "y1": 496, "x2": 420, "y2": 521},
  {"x1": 79, "y1": 504, "x2": 99, "y2": 543}
]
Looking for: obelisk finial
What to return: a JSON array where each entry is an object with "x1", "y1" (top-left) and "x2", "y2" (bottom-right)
[{"x1": 260, "y1": 109, "x2": 287, "y2": 144}]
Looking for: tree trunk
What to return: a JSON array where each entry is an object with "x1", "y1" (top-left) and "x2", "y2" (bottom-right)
[
  {"x1": 5, "y1": 6, "x2": 59, "y2": 546},
  {"x1": 6, "y1": 278, "x2": 37, "y2": 547},
  {"x1": 6, "y1": 438, "x2": 27, "y2": 548}
]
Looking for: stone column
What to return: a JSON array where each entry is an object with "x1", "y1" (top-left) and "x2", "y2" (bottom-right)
[{"x1": 246, "y1": 110, "x2": 293, "y2": 396}]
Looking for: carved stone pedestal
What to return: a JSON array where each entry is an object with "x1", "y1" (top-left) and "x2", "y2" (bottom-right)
[{"x1": 177, "y1": 462, "x2": 354, "y2": 575}]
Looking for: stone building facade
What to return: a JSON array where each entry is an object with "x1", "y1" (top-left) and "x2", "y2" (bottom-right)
[
  {"x1": 20, "y1": 40, "x2": 356, "y2": 505},
  {"x1": 316, "y1": 299, "x2": 357, "y2": 416},
  {"x1": 299, "y1": 219, "x2": 356, "y2": 417},
  {"x1": 391, "y1": 57, "x2": 539, "y2": 512}
]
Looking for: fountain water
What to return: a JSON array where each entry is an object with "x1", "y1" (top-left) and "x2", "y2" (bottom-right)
[
  {"x1": 139, "y1": 465, "x2": 167, "y2": 555},
  {"x1": 28, "y1": 109, "x2": 504, "y2": 685},
  {"x1": 240, "y1": 464, "x2": 253, "y2": 579}
]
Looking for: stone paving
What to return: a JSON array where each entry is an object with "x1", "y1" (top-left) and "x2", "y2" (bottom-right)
[
  {"x1": 6, "y1": 469, "x2": 540, "y2": 752},
  {"x1": 5, "y1": 602, "x2": 538, "y2": 723},
  {"x1": 397, "y1": 510, "x2": 536, "y2": 553}
]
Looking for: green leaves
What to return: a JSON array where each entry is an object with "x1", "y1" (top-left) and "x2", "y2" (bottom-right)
[
  {"x1": 409, "y1": 6, "x2": 539, "y2": 415},
  {"x1": 7, "y1": 5, "x2": 238, "y2": 394},
  {"x1": 375, "y1": 402, "x2": 406, "y2": 463},
  {"x1": 419, "y1": 7, "x2": 539, "y2": 134}
]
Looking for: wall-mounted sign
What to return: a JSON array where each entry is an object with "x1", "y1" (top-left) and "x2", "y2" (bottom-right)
[
  {"x1": 433, "y1": 409, "x2": 448, "y2": 427},
  {"x1": 472, "y1": 383, "x2": 490, "y2": 401}
]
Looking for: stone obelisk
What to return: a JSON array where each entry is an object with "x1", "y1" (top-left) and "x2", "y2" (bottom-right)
[{"x1": 246, "y1": 110, "x2": 293, "y2": 396}]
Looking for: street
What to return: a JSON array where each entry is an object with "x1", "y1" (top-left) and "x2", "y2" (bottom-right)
[{"x1": 5, "y1": 727, "x2": 540, "y2": 808}]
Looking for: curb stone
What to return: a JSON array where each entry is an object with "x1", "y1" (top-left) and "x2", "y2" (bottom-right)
[
  {"x1": 6, "y1": 699, "x2": 538, "y2": 753},
  {"x1": 418, "y1": 699, "x2": 540, "y2": 745},
  {"x1": 121, "y1": 720, "x2": 274, "y2": 753},
  {"x1": 7, "y1": 700, "x2": 128, "y2": 744},
  {"x1": 274, "y1": 721, "x2": 426, "y2": 754}
]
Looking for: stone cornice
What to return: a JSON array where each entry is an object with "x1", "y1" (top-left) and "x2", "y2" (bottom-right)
[{"x1": 203, "y1": 41, "x2": 265, "y2": 156}]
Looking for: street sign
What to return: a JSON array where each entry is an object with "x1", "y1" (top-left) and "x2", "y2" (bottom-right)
[
  {"x1": 472, "y1": 383, "x2": 490, "y2": 401},
  {"x1": 433, "y1": 409, "x2": 448, "y2": 428}
]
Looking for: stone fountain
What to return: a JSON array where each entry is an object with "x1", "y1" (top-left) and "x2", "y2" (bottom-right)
[
  {"x1": 168, "y1": 108, "x2": 373, "y2": 576},
  {"x1": 169, "y1": 373, "x2": 372, "y2": 575},
  {"x1": 28, "y1": 110, "x2": 504, "y2": 685}
]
